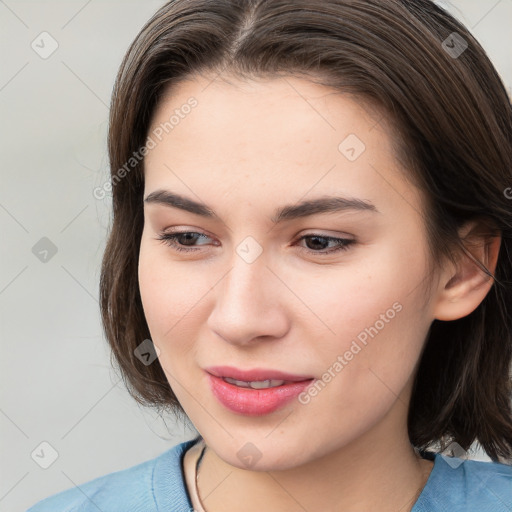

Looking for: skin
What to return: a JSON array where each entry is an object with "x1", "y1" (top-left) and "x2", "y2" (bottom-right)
[{"x1": 138, "y1": 73, "x2": 500, "y2": 512}]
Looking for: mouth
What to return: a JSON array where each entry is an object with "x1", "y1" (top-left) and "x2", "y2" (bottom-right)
[
  {"x1": 204, "y1": 366, "x2": 316, "y2": 416},
  {"x1": 221, "y1": 377, "x2": 292, "y2": 389},
  {"x1": 204, "y1": 365, "x2": 315, "y2": 385}
]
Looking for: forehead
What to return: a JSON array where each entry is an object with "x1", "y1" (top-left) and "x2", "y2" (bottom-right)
[
  {"x1": 143, "y1": 73, "x2": 423, "y2": 220},
  {"x1": 148, "y1": 73, "x2": 384, "y2": 156}
]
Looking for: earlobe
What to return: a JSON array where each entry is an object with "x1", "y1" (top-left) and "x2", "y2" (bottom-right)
[{"x1": 432, "y1": 220, "x2": 501, "y2": 322}]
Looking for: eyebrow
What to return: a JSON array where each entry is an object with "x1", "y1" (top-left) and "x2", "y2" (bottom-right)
[{"x1": 144, "y1": 189, "x2": 380, "y2": 223}]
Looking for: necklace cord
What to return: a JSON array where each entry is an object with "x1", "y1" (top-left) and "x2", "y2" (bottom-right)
[{"x1": 194, "y1": 442, "x2": 208, "y2": 511}]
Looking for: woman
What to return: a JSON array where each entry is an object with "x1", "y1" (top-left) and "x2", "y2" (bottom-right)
[{"x1": 28, "y1": 0, "x2": 512, "y2": 510}]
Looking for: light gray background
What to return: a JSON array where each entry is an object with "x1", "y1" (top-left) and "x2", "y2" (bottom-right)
[{"x1": 1, "y1": 1, "x2": 511, "y2": 511}]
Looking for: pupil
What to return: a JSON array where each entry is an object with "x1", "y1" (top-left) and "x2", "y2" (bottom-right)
[
  {"x1": 307, "y1": 236, "x2": 328, "y2": 250},
  {"x1": 180, "y1": 233, "x2": 198, "y2": 246}
]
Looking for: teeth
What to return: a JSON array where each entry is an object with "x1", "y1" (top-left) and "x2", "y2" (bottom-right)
[{"x1": 223, "y1": 377, "x2": 286, "y2": 389}]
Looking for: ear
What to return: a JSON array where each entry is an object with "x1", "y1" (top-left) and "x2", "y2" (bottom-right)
[{"x1": 432, "y1": 219, "x2": 501, "y2": 321}]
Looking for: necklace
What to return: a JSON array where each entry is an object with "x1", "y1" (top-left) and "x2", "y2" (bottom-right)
[
  {"x1": 194, "y1": 441, "x2": 208, "y2": 512},
  {"x1": 192, "y1": 443, "x2": 432, "y2": 512}
]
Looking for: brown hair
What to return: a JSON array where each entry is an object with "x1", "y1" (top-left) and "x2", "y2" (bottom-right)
[{"x1": 100, "y1": 0, "x2": 512, "y2": 462}]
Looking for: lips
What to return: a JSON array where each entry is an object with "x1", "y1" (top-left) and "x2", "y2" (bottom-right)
[
  {"x1": 206, "y1": 373, "x2": 315, "y2": 415},
  {"x1": 204, "y1": 366, "x2": 316, "y2": 415},
  {"x1": 204, "y1": 365, "x2": 315, "y2": 383}
]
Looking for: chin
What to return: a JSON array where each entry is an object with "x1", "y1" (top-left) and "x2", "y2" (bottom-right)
[{"x1": 207, "y1": 435, "x2": 314, "y2": 472}]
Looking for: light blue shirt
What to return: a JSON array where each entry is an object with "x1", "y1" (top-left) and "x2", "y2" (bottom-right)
[{"x1": 26, "y1": 437, "x2": 512, "y2": 511}]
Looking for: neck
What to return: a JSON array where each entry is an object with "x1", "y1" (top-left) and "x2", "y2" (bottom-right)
[
  {"x1": 195, "y1": 403, "x2": 434, "y2": 512},
  {"x1": 197, "y1": 444, "x2": 432, "y2": 512}
]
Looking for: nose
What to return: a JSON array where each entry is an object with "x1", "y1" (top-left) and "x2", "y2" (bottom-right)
[{"x1": 206, "y1": 250, "x2": 289, "y2": 346}]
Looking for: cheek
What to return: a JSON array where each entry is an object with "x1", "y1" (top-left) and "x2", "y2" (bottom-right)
[
  {"x1": 299, "y1": 241, "x2": 430, "y2": 401},
  {"x1": 138, "y1": 237, "x2": 207, "y2": 345},
  {"x1": 138, "y1": 242, "x2": 212, "y2": 395},
  {"x1": 297, "y1": 240, "x2": 427, "y2": 341}
]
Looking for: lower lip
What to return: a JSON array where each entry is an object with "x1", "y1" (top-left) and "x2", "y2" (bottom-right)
[{"x1": 206, "y1": 374, "x2": 315, "y2": 416}]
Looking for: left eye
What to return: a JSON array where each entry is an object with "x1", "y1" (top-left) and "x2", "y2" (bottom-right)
[
  {"x1": 156, "y1": 231, "x2": 213, "y2": 252},
  {"x1": 155, "y1": 231, "x2": 355, "y2": 255}
]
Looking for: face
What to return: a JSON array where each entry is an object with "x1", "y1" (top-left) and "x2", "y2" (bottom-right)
[{"x1": 138, "y1": 73, "x2": 438, "y2": 470}]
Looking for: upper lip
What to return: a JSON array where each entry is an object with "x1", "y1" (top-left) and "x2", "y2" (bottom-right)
[{"x1": 205, "y1": 365, "x2": 315, "y2": 383}]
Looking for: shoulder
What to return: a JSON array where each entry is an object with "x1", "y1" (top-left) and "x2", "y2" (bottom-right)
[
  {"x1": 26, "y1": 438, "x2": 198, "y2": 512},
  {"x1": 415, "y1": 453, "x2": 512, "y2": 512}
]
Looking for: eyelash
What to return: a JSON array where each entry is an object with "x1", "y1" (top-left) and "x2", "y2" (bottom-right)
[{"x1": 155, "y1": 231, "x2": 355, "y2": 255}]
